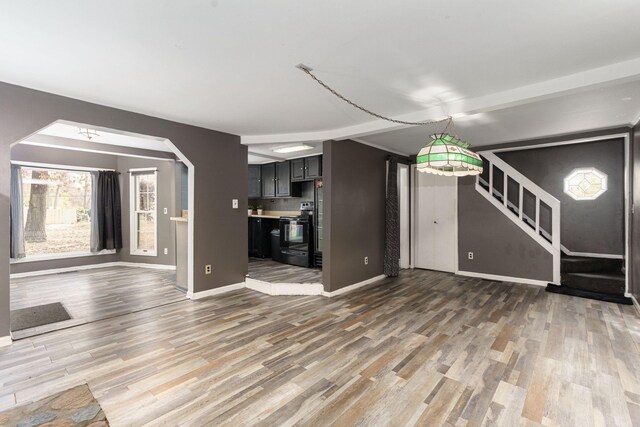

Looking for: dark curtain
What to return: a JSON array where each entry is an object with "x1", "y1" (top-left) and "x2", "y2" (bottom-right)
[
  {"x1": 96, "y1": 171, "x2": 122, "y2": 251},
  {"x1": 384, "y1": 157, "x2": 400, "y2": 277}
]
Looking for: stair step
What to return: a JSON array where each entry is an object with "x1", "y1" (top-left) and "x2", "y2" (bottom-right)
[
  {"x1": 562, "y1": 272, "x2": 625, "y2": 295},
  {"x1": 561, "y1": 256, "x2": 622, "y2": 274},
  {"x1": 546, "y1": 284, "x2": 632, "y2": 305}
]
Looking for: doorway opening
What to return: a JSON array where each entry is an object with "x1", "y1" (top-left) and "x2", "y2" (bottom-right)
[{"x1": 8, "y1": 120, "x2": 195, "y2": 339}]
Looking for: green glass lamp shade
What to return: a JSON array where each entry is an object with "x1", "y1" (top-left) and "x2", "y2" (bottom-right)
[{"x1": 416, "y1": 133, "x2": 483, "y2": 176}]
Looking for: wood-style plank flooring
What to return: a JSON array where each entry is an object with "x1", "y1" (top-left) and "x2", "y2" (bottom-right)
[
  {"x1": 248, "y1": 257, "x2": 323, "y2": 284},
  {"x1": 11, "y1": 267, "x2": 184, "y2": 339},
  {"x1": 2, "y1": 269, "x2": 640, "y2": 426}
]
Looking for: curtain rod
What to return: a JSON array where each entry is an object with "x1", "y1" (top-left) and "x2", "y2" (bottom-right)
[{"x1": 10, "y1": 160, "x2": 115, "y2": 173}]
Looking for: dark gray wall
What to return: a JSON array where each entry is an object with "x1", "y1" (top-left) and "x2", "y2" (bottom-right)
[
  {"x1": 118, "y1": 157, "x2": 177, "y2": 266},
  {"x1": 458, "y1": 176, "x2": 554, "y2": 281},
  {"x1": 323, "y1": 139, "x2": 389, "y2": 292},
  {"x1": 0, "y1": 81, "x2": 248, "y2": 338},
  {"x1": 632, "y1": 121, "x2": 640, "y2": 301},
  {"x1": 497, "y1": 138, "x2": 625, "y2": 256}
]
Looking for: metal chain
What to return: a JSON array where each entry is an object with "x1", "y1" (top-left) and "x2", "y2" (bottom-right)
[{"x1": 298, "y1": 64, "x2": 452, "y2": 127}]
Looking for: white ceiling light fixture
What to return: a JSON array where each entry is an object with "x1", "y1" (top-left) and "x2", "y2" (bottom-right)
[
  {"x1": 297, "y1": 64, "x2": 482, "y2": 177},
  {"x1": 272, "y1": 144, "x2": 314, "y2": 154},
  {"x1": 78, "y1": 127, "x2": 99, "y2": 140}
]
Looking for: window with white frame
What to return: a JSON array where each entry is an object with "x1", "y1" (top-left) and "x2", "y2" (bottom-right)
[
  {"x1": 130, "y1": 169, "x2": 157, "y2": 256},
  {"x1": 19, "y1": 167, "x2": 92, "y2": 256}
]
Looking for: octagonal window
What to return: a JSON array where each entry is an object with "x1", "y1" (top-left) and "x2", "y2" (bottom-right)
[{"x1": 563, "y1": 167, "x2": 607, "y2": 200}]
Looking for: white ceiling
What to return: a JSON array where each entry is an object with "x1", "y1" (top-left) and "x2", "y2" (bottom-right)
[
  {"x1": 31, "y1": 122, "x2": 173, "y2": 152},
  {"x1": 1, "y1": 1, "x2": 640, "y2": 159}
]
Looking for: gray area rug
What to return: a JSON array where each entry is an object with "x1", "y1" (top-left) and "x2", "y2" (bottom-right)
[{"x1": 11, "y1": 302, "x2": 72, "y2": 331}]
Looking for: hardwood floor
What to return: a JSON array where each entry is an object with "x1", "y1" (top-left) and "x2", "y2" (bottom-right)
[
  {"x1": 10, "y1": 266, "x2": 184, "y2": 339},
  {"x1": 1, "y1": 269, "x2": 640, "y2": 426},
  {"x1": 248, "y1": 257, "x2": 323, "y2": 284}
]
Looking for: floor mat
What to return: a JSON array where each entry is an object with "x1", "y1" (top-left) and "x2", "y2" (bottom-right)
[
  {"x1": 11, "y1": 302, "x2": 72, "y2": 331},
  {"x1": 0, "y1": 384, "x2": 109, "y2": 426}
]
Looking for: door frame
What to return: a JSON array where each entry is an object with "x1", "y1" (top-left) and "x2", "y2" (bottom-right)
[
  {"x1": 410, "y1": 164, "x2": 459, "y2": 273},
  {"x1": 398, "y1": 163, "x2": 410, "y2": 269}
]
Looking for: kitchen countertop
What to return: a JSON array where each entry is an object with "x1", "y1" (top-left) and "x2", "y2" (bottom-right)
[
  {"x1": 170, "y1": 217, "x2": 188, "y2": 223},
  {"x1": 248, "y1": 210, "x2": 301, "y2": 219}
]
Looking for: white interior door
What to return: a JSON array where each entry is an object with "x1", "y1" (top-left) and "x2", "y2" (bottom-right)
[
  {"x1": 413, "y1": 167, "x2": 457, "y2": 273},
  {"x1": 398, "y1": 164, "x2": 410, "y2": 269}
]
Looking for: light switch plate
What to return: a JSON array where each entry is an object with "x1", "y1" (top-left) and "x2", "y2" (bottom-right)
[
  {"x1": 232, "y1": 199, "x2": 239, "y2": 209},
  {"x1": 163, "y1": 207, "x2": 168, "y2": 215}
]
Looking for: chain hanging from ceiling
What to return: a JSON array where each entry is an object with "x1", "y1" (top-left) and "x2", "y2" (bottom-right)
[{"x1": 296, "y1": 64, "x2": 452, "y2": 129}]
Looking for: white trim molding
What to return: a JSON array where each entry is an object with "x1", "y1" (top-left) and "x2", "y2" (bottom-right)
[
  {"x1": 10, "y1": 261, "x2": 176, "y2": 279},
  {"x1": 560, "y1": 245, "x2": 624, "y2": 260},
  {"x1": 246, "y1": 277, "x2": 323, "y2": 296},
  {"x1": 456, "y1": 271, "x2": 550, "y2": 287},
  {"x1": 187, "y1": 282, "x2": 246, "y2": 300},
  {"x1": 322, "y1": 275, "x2": 386, "y2": 297},
  {"x1": 628, "y1": 294, "x2": 640, "y2": 317},
  {"x1": 0, "y1": 336, "x2": 13, "y2": 347}
]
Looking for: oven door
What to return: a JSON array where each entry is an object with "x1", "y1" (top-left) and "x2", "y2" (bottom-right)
[{"x1": 280, "y1": 218, "x2": 309, "y2": 252}]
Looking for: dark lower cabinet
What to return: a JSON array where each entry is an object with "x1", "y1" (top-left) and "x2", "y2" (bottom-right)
[
  {"x1": 248, "y1": 164, "x2": 261, "y2": 198},
  {"x1": 261, "y1": 163, "x2": 276, "y2": 197},
  {"x1": 249, "y1": 217, "x2": 277, "y2": 258}
]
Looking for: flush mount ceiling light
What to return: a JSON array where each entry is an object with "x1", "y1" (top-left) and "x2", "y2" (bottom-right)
[
  {"x1": 563, "y1": 167, "x2": 607, "y2": 200},
  {"x1": 273, "y1": 144, "x2": 314, "y2": 154},
  {"x1": 297, "y1": 64, "x2": 482, "y2": 177},
  {"x1": 78, "y1": 127, "x2": 99, "y2": 140}
]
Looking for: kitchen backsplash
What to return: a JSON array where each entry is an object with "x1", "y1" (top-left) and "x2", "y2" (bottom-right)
[{"x1": 250, "y1": 181, "x2": 314, "y2": 211}]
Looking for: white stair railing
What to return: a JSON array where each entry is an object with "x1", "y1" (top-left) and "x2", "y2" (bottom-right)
[{"x1": 476, "y1": 152, "x2": 561, "y2": 284}]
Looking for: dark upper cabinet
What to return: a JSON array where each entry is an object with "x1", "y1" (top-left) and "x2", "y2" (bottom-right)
[
  {"x1": 261, "y1": 163, "x2": 276, "y2": 197},
  {"x1": 248, "y1": 164, "x2": 262, "y2": 198},
  {"x1": 291, "y1": 158, "x2": 305, "y2": 182},
  {"x1": 291, "y1": 156, "x2": 322, "y2": 182},
  {"x1": 276, "y1": 161, "x2": 292, "y2": 197},
  {"x1": 305, "y1": 156, "x2": 322, "y2": 179}
]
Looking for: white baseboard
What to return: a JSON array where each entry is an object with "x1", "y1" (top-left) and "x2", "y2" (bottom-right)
[
  {"x1": 456, "y1": 271, "x2": 551, "y2": 287},
  {"x1": 322, "y1": 274, "x2": 386, "y2": 297},
  {"x1": 560, "y1": 245, "x2": 624, "y2": 260},
  {"x1": 117, "y1": 262, "x2": 176, "y2": 271},
  {"x1": 0, "y1": 336, "x2": 12, "y2": 348},
  {"x1": 246, "y1": 277, "x2": 323, "y2": 296},
  {"x1": 629, "y1": 294, "x2": 640, "y2": 316},
  {"x1": 187, "y1": 282, "x2": 246, "y2": 300},
  {"x1": 10, "y1": 261, "x2": 176, "y2": 279}
]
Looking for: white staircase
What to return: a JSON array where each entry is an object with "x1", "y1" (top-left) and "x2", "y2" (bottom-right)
[{"x1": 475, "y1": 152, "x2": 561, "y2": 284}]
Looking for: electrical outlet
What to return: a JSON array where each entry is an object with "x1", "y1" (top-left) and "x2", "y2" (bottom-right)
[
  {"x1": 364, "y1": 257, "x2": 369, "y2": 265},
  {"x1": 164, "y1": 248, "x2": 168, "y2": 255},
  {"x1": 232, "y1": 199, "x2": 238, "y2": 209},
  {"x1": 163, "y1": 207, "x2": 168, "y2": 215},
  {"x1": 205, "y1": 264, "x2": 212, "y2": 275},
  {"x1": 468, "y1": 252, "x2": 474, "y2": 260}
]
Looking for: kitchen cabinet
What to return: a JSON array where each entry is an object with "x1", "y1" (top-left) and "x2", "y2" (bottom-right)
[
  {"x1": 248, "y1": 217, "x2": 277, "y2": 258},
  {"x1": 276, "y1": 162, "x2": 291, "y2": 196},
  {"x1": 291, "y1": 158, "x2": 305, "y2": 181},
  {"x1": 291, "y1": 156, "x2": 322, "y2": 182},
  {"x1": 261, "y1": 163, "x2": 276, "y2": 197},
  {"x1": 305, "y1": 156, "x2": 322, "y2": 179},
  {"x1": 248, "y1": 164, "x2": 261, "y2": 198}
]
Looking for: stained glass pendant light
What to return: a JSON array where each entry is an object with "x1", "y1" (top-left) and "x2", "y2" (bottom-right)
[{"x1": 416, "y1": 133, "x2": 483, "y2": 176}]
